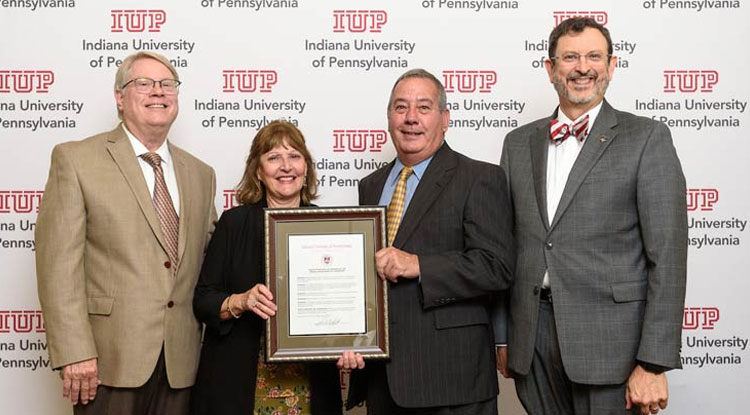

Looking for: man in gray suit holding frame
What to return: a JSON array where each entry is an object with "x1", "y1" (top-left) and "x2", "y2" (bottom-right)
[
  {"x1": 339, "y1": 68, "x2": 514, "y2": 414},
  {"x1": 494, "y1": 17, "x2": 687, "y2": 415}
]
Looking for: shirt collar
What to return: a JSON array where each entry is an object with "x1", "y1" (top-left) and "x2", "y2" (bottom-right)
[
  {"x1": 388, "y1": 142, "x2": 441, "y2": 185},
  {"x1": 556, "y1": 100, "x2": 603, "y2": 127},
  {"x1": 123, "y1": 123, "x2": 172, "y2": 167}
]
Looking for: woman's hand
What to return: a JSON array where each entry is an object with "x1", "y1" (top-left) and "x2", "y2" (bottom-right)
[
  {"x1": 235, "y1": 283, "x2": 277, "y2": 319},
  {"x1": 337, "y1": 351, "x2": 365, "y2": 370}
]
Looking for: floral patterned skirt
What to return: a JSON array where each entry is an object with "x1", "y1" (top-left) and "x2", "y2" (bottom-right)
[{"x1": 253, "y1": 349, "x2": 311, "y2": 415}]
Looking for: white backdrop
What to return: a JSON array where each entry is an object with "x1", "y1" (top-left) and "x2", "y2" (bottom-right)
[{"x1": 1, "y1": 1, "x2": 748, "y2": 414}]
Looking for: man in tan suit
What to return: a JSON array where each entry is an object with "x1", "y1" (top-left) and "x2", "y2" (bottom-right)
[{"x1": 35, "y1": 51, "x2": 217, "y2": 415}]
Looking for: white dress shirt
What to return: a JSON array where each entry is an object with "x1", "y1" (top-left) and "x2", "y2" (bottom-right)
[
  {"x1": 542, "y1": 102, "x2": 602, "y2": 288},
  {"x1": 124, "y1": 125, "x2": 180, "y2": 215}
]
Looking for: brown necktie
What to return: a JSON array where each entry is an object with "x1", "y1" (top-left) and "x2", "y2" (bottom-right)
[
  {"x1": 386, "y1": 166, "x2": 413, "y2": 246},
  {"x1": 140, "y1": 152, "x2": 179, "y2": 265}
]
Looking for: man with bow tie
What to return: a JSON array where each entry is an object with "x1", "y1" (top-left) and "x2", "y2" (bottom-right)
[{"x1": 493, "y1": 17, "x2": 687, "y2": 415}]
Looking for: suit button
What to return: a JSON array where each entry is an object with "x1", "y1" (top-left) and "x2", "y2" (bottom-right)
[
  {"x1": 164, "y1": 261, "x2": 171, "y2": 269},
  {"x1": 167, "y1": 301, "x2": 174, "y2": 308},
  {"x1": 533, "y1": 286, "x2": 540, "y2": 295},
  {"x1": 545, "y1": 241, "x2": 553, "y2": 250}
]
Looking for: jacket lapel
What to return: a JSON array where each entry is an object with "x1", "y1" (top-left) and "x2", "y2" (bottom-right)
[
  {"x1": 362, "y1": 161, "x2": 394, "y2": 206},
  {"x1": 530, "y1": 117, "x2": 551, "y2": 231},
  {"x1": 549, "y1": 100, "x2": 618, "y2": 231},
  {"x1": 392, "y1": 144, "x2": 456, "y2": 247},
  {"x1": 169, "y1": 142, "x2": 190, "y2": 267},
  {"x1": 105, "y1": 124, "x2": 171, "y2": 260}
]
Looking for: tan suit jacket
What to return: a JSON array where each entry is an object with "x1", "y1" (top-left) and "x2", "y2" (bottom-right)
[{"x1": 36, "y1": 124, "x2": 217, "y2": 388}]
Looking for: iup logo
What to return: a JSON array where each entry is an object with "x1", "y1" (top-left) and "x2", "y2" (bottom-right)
[
  {"x1": 222, "y1": 190, "x2": 238, "y2": 211},
  {"x1": 0, "y1": 310, "x2": 45, "y2": 334},
  {"x1": 111, "y1": 9, "x2": 167, "y2": 33},
  {"x1": 442, "y1": 70, "x2": 497, "y2": 93},
  {"x1": 332, "y1": 130, "x2": 388, "y2": 153},
  {"x1": 222, "y1": 70, "x2": 278, "y2": 93},
  {"x1": 663, "y1": 70, "x2": 719, "y2": 93},
  {"x1": 686, "y1": 188, "x2": 718, "y2": 212},
  {"x1": 0, "y1": 190, "x2": 44, "y2": 213},
  {"x1": 683, "y1": 307, "x2": 719, "y2": 330},
  {"x1": 0, "y1": 71, "x2": 54, "y2": 94},
  {"x1": 553, "y1": 11, "x2": 608, "y2": 26},
  {"x1": 333, "y1": 10, "x2": 387, "y2": 33}
]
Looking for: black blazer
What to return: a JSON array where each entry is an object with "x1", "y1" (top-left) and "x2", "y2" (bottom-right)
[
  {"x1": 348, "y1": 144, "x2": 515, "y2": 409},
  {"x1": 191, "y1": 199, "x2": 342, "y2": 415}
]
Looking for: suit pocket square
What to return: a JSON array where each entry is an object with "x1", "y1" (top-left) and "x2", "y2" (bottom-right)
[
  {"x1": 87, "y1": 296, "x2": 115, "y2": 315},
  {"x1": 611, "y1": 280, "x2": 648, "y2": 303}
]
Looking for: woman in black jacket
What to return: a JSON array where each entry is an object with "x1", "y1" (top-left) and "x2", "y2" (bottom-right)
[{"x1": 191, "y1": 121, "x2": 342, "y2": 415}]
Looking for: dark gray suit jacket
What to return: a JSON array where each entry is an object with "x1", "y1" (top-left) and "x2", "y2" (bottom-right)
[
  {"x1": 495, "y1": 100, "x2": 687, "y2": 385},
  {"x1": 348, "y1": 143, "x2": 514, "y2": 409}
]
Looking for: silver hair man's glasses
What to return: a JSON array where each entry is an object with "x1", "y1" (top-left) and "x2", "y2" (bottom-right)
[{"x1": 121, "y1": 77, "x2": 181, "y2": 94}]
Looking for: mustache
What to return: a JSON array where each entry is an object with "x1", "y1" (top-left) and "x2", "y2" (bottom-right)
[{"x1": 567, "y1": 70, "x2": 598, "y2": 80}]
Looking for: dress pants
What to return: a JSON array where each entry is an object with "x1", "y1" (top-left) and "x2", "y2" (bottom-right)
[
  {"x1": 74, "y1": 348, "x2": 190, "y2": 415},
  {"x1": 364, "y1": 362, "x2": 497, "y2": 415},
  {"x1": 514, "y1": 300, "x2": 640, "y2": 415}
]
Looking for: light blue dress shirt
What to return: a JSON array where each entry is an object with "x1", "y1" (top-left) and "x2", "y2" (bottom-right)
[{"x1": 377, "y1": 152, "x2": 436, "y2": 219}]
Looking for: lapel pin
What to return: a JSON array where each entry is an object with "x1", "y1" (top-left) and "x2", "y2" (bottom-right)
[{"x1": 599, "y1": 136, "x2": 608, "y2": 142}]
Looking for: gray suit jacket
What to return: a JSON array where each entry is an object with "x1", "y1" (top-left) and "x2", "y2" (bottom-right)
[
  {"x1": 349, "y1": 143, "x2": 514, "y2": 408},
  {"x1": 36, "y1": 125, "x2": 217, "y2": 388},
  {"x1": 495, "y1": 100, "x2": 687, "y2": 385}
]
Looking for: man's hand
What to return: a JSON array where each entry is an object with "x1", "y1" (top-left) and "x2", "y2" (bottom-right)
[
  {"x1": 626, "y1": 364, "x2": 668, "y2": 414},
  {"x1": 375, "y1": 247, "x2": 420, "y2": 283},
  {"x1": 337, "y1": 350, "x2": 365, "y2": 371},
  {"x1": 62, "y1": 358, "x2": 100, "y2": 405},
  {"x1": 496, "y1": 346, "x2": 511, "y2": 378}
]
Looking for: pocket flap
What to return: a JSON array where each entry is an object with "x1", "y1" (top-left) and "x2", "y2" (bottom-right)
[
  {"x1": 611, "y1": 280, "x2": 648, "y2": 303},
  {"x1": 434, "y1": 303, "x2": 489, "y2": 329},
  {"x1": 87, "y1": 297, "x2": 114, "y2": 315}
]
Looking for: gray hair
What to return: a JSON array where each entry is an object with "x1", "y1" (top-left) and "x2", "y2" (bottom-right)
[
  {"x1": 387, "y1": 68, "x2": 447, "y2": 113},
  {"x1": 114, "y1": 52, "x2": 179, "y2": 119}
]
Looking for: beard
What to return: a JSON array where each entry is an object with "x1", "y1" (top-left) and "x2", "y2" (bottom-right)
[{"x1": 553, "y1": 69, "x2": 610, "y2": 105}]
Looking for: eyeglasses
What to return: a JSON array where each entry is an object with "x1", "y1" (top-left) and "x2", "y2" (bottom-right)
[
  {"x1": 551, "y1": 52, "x2": 612, "y2": 65},
  {"x1": 121, "y1": 77, "x2": 181, "y2": 94}
]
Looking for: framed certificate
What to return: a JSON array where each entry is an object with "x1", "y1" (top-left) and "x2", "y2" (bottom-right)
[{"x1": 264, "y1": 206, "x2": 389, "y2": 362}]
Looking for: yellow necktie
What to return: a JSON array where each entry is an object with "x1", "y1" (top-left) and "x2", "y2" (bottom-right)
[{"x1": 386, "y1": 166, "x2": 413, "y2": 246}]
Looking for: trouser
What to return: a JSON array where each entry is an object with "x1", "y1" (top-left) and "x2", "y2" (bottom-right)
[
  {"x1": 74, "y1": 348, "x2": 189, "y2": 415},
  {"x1": 514, "y1": 299, "x2": 640, "y2": 415}
]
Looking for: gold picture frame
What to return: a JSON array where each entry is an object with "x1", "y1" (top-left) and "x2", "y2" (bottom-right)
[{"x1": 264, "y1": 206, "x2": 389, "y2": 362}]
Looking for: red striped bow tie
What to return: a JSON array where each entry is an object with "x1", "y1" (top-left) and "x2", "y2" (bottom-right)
[{"x1": 550, "y1": 114, "x2": 589, "y2": 144}]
